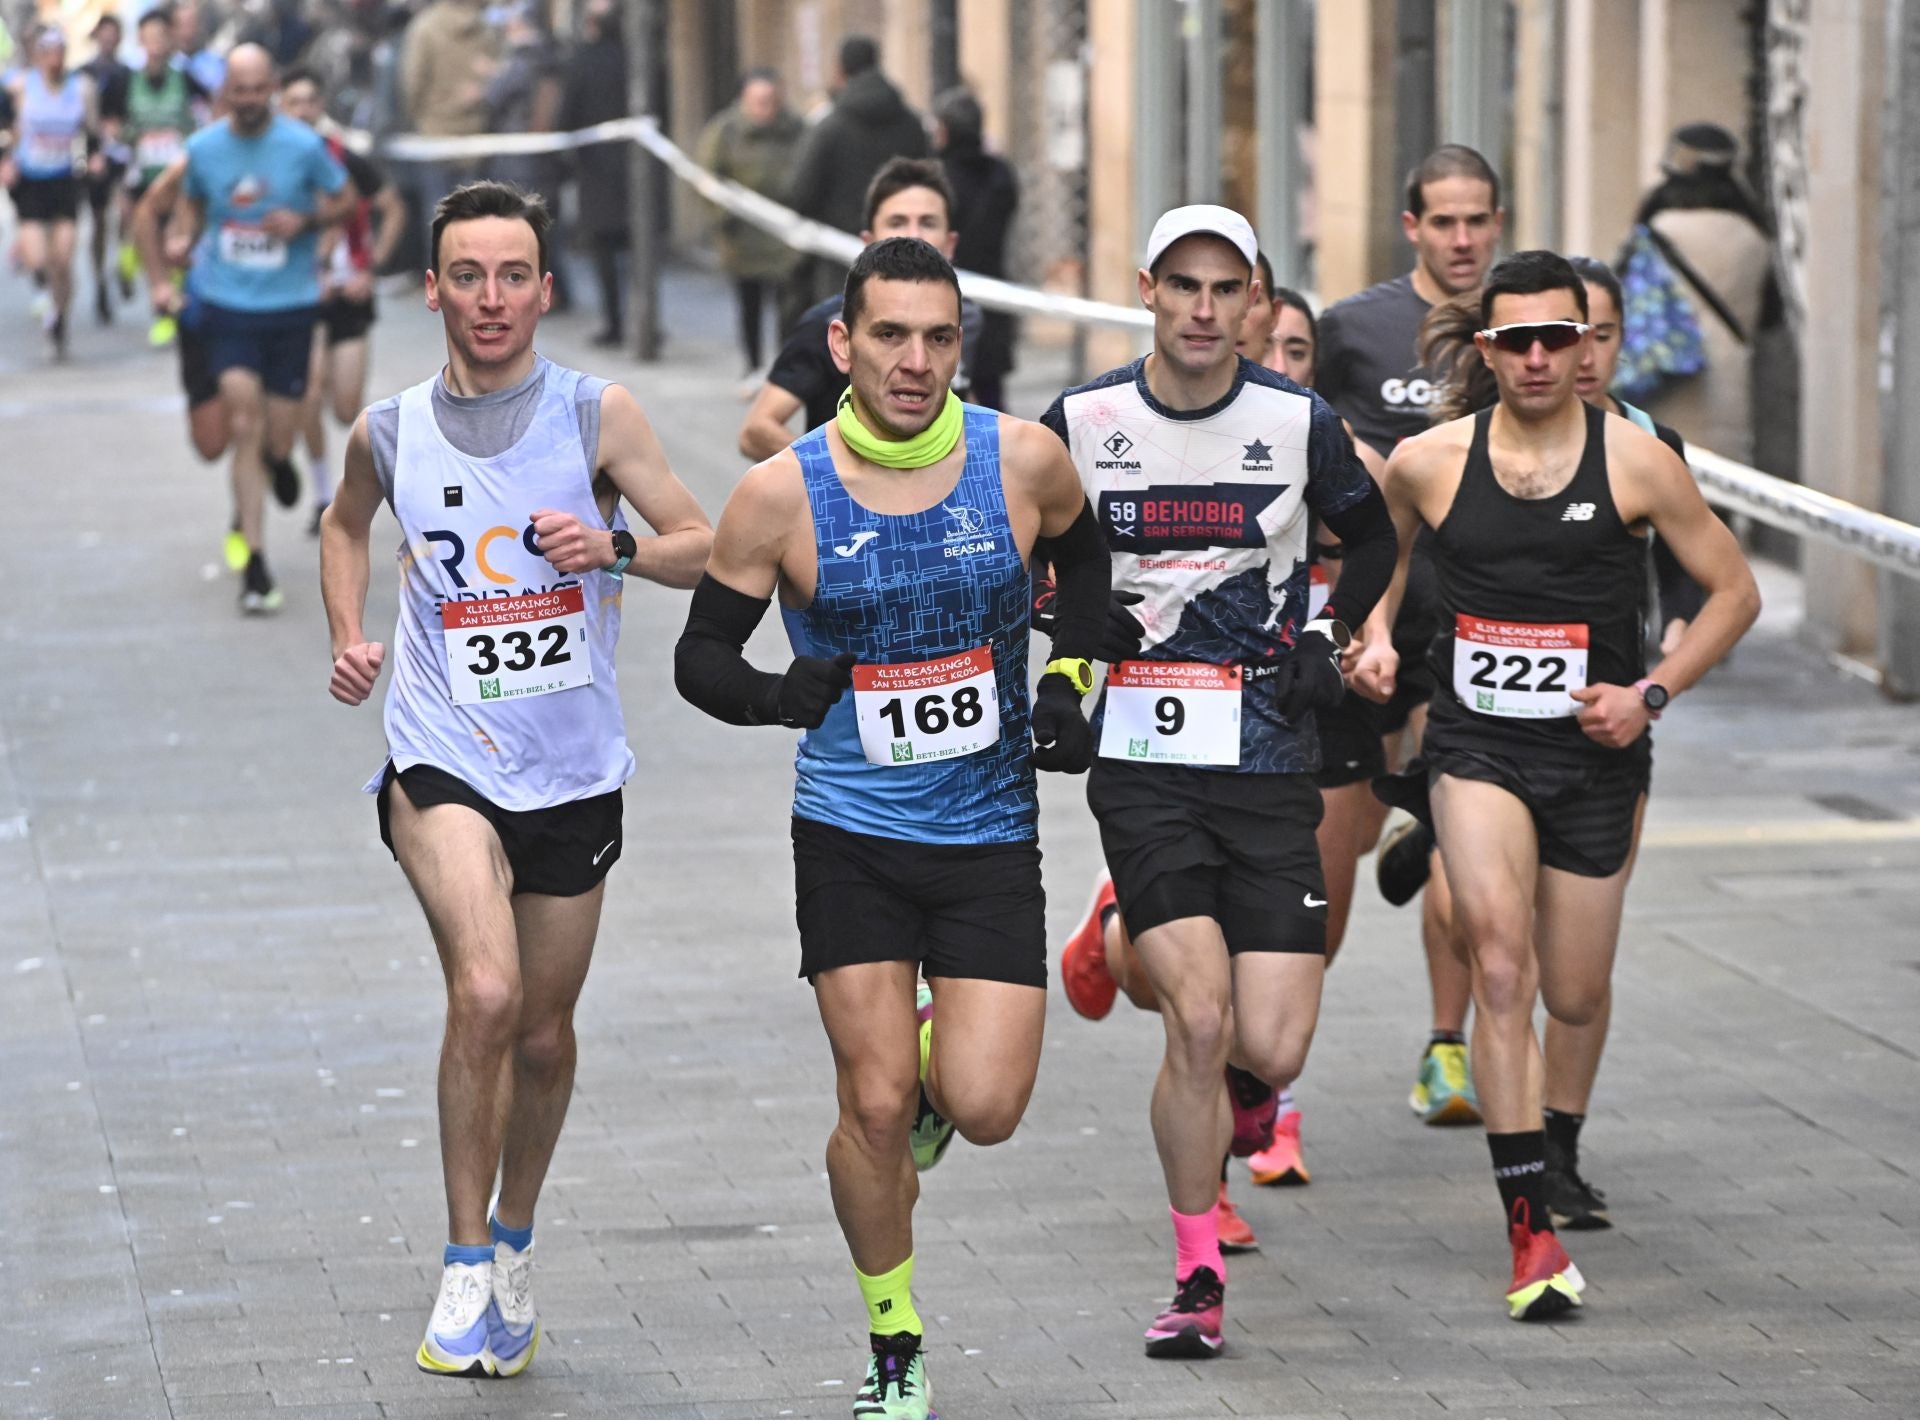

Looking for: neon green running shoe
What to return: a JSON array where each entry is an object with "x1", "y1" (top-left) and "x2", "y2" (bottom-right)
[
  {"x1": 117, "y1": 240, "x2": 140, "y2": 286},
  {"x1": 1409, "y1": 1040, "x2": 1482, "y2": 1126},
  {"x1": 852, "y1": 1336, "x2": 933, "y2": 1418},
  {"x1": 148, "y1": 313, "x2": 177, "y2": 348},
  {"x1": 223, "y1": 528, "x2": 250, "y2": 574},
  {"x1": 910, "y1": 982, "x2": 955, "y2": 1172}
]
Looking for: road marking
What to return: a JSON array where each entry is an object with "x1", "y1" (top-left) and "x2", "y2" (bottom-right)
[{"x1": 1643, "y1": 819, "x2": 1920, "y2": 848}]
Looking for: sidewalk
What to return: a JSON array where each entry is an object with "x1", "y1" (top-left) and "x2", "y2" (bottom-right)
[{"x1": 2, "y1": 264, "x2": 1917, "y2": 1419}]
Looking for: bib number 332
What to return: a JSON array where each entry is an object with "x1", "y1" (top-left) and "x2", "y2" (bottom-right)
[
  {"x1": 854, "y1": 646, "x2": 1000, "y2": 766},
  {"x1": 1452, "y1": 613, "x2": 1588, "y2": 718},
  {"x1": 442, "y1": 586, "x2": 591, "y2": 704}
]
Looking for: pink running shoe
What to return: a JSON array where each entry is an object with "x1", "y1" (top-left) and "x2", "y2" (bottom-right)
[
  {"x1": 1143, "y1": 1265, "x2": 1224, "y2": 1359},
  {"x1": 1248, "y1": 1109, "x2": 1309, "y2": 1186}
]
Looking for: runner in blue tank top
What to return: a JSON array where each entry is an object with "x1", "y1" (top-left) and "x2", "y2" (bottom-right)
[
  {"x1": 319, "y1": 182, "x2": 713, "y2": 1381},
  {"x1": 676, "y1": 237, "x2": 1112, "y2": 1420},
  {"x1": 1373, "y1": 250, "x2": 1758, "y2": 1323}
]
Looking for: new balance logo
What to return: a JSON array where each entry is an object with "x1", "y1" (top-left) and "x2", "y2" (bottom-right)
[
  {"x1": 833, "y1": 530, "x2": 880, "y2": 557},
  {"x1": 1561, "y1": 502, "x2": 1596, "y2": 522}
]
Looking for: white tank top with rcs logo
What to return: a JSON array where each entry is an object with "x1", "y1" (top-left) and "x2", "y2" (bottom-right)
[{"x1": 364, "y1": 360, "x2": 634, "y2": 810}]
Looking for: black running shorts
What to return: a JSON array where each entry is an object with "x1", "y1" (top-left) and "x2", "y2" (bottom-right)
[
  {"x1": 1087, "y1": 759, "x2": 1327, "y2": 954},
  {"x1": 1313, "y1": 690, "x2": 1390, "y2": 789},
  {"x1": 376, "y1": 762, "x2": 623, "y2": 898},
  {"x1": 10, "y1": 174, "x2": 81, "y2": 223},
  {"x1": 177, "y1": 313, "x2": 218, "y2": 408},
  {"x1": 320, "y1": 293, "x2": 376, "y2": 345},
  {"x1": 1424, "y1": 738, "x2": 1650, "y2": 879},
  {"x1": 791, "y1": 816, "x2": 1047, "y2": 987}
]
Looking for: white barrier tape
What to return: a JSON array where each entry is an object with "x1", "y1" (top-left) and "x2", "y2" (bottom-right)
[
  {"x1": 366, "y1": 117, "x2": 1920, "y2": 574},
  {"x1": 1690, "y1": 448, "x2": 1920, "y2": 577}
]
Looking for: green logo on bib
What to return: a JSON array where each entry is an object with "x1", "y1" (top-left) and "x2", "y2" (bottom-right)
[
  {"x1": 891, "y1": 742, "x2": 914, "y2": 763},
  {"x1": 1129, "y1": 737, "x2": 1149, "y2": 758},
  {"x1": 1476, "y1": 691, "x2": 1494, "y2": 711},
  {"x1": 480, "y1": 678, "x2": 502, "y2": 700}
]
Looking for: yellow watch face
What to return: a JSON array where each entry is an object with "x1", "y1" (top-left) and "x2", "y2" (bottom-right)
[{"x1": 1048, "y1": 657, "x2": 1094, "y2": 694}]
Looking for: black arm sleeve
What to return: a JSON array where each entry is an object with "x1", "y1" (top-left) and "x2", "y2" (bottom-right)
[
  {"x1": 1038, "y1": 500, "x2": 1109, "y2": 663},
  {"x1": 674, "y1": 573, "x2": 786, "y2": 726},
  {"x1": 1318, "y1": 484, "x2": 1396, "y2": 629}
]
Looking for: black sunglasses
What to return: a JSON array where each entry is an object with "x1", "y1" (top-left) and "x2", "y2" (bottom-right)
[{"x1": 1478, "y1": 320, "x2": 1591, "y2": 354}]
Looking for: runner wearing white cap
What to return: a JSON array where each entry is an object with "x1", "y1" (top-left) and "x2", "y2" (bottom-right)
[{"x1": 1041, "y1": 204, "x2": 1397, "y2": 1357}]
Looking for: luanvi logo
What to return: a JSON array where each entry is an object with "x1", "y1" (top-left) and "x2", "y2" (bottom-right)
[{"x1": 833, "y1": 530, "x2": 880, "y2": 557}]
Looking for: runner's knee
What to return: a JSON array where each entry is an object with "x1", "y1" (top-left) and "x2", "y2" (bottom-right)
[
  {"x1": 513, "y1": 1013, "x2": 575, "y2": 1077},
  {"x1": 448, "y1": 969, "x2": 521, "y2": 1042},
  {"x1": 1160, "y1": 992, "x2": 1232, "y2": 1077},
  {"x1": 839, "y1": 1070, "x2": 917, "y2": 1155},
  {"x1": 1470, "y1": 944, "x2": 1534, "y2": 1017}
]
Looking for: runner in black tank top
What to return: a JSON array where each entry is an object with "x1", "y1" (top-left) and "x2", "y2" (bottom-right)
[
  {"x1": 1374, "y1": 251, "x2": 1759, "y2": 1326},
  {"x1": 1425, "y1": 401, "x2": 1648, "y2": 765}
]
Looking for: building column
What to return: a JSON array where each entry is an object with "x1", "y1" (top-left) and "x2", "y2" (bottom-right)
[
  {"x1": 1560, "y1": 0, "x2": 1642, "y2": 259},
  {"x1": 955, "y1": 0, "x2": 1013, "y2": 150},
  {"x1": 1509, "y1": 0, "x2": 1560, "y2": 250},
  {"x1": 1085, "y1": 0, "x2": 1144, "y2": 371},
  {"x1": 1313, "y1": 0, "x2": 1400, "y2": 300},
  {"x1": 1799, "y1": 0, "x2": 1886, "y2": 657}
]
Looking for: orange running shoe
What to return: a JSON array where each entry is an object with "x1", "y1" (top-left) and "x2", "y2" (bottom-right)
[
  {"x1": 1506, "y1": 1215, "x2": 1585, "y2": 1321},
  {"x1": 1060, "y1": 876, "x2": 1119, "y2": 1020},
  {"x1": 1248, "y1": 1109, "x2": 1309, "y2": 1186},
  {"x1": 1214, "y1": 1181, "x2": 1258, "y2": 1252}
]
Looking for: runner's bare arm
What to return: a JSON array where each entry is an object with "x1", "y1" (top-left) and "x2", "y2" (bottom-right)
[
  {"x1": 319, "y1": 414, "x2": 387, "y2": 706},
  {"x1": 1351, "y1": 432, "x2": 1440, "y2": 700},
  {"x1": 675, "y1": 454, "x2": 854, "y2": 729},
  {"x1": 368, "y1": 182, "x2": 407, "y2": 270},
  {"x1": 1614, "y1": 422, "x2": 1761, "y2": 699},
  {"x1": 738, "y1": 382, "x2": 805, "y2": 461},
  {"x1": 132, "y1": 155, "x2": 194, "y2": 303},
  {"x1": 531, "y1": 384, "x2": 713, "y2": 587}
]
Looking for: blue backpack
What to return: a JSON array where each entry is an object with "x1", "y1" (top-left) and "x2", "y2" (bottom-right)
[{"x1": 1612, "y1": 224, "x2": 1707, "y2": 404}]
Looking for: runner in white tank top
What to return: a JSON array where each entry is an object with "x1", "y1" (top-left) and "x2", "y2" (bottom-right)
[{"x1": 316, "y1": 182, "x2": 712, "y2": 1382}]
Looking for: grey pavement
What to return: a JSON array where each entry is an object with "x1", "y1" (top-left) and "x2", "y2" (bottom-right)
[{"x1": 2, "y1": 257, "x2": 1919, "y2": 1420}]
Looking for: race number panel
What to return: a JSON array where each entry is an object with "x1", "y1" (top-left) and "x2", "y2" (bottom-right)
[
  {"x1": 442, "y1": 586, "x2": 592, "y2": 705},
  {"x1": 853, "y1": 645, "x2": 1000, "y2": 766},
  {"x1": 1099, "y1": 661, "x2": 1242, "y2": 766},
  {"x1": 217, "y1": 222, "x2": 289, "y2": 270},
  {"x1": 1452, "y1": 613, "x2": 1588, "y2": 718}
]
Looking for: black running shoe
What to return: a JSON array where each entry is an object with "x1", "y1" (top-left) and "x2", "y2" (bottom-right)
[
  {"x1": 1375, "y1": 819, "x2": 1435, "y2": 908},
  {"x1": 268, "y1": 455, "x2": 301, "y2": 509},
  {"x1": 95, "y1": 282, "x2": 112, "y2": 325},
  {"x1": 1544, "y1": 1142, "x2": 1611, "y2": 1230},
  {"x1": 239, "y1": 552, "x2": 283, "y2": 615}
]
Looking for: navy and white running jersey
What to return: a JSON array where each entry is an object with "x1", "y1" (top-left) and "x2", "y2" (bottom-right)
[
  {"x1": 1042, "y1": 356, "x2": 1373, "y2": 774},
  {"x1": 783, "y1": 404, "x2": 1036, "y2": 845}
]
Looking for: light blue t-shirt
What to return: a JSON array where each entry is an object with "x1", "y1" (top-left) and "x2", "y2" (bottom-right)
[{"x1": 185, "y1": 114, "x2": 346, "y2": 312}]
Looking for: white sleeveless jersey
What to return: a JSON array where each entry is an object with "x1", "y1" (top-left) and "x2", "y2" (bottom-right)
[{"x1": 363, "y1": 362, "x2": 635, "y2": 809}]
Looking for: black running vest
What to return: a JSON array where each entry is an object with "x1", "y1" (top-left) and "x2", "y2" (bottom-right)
[{"x1": 1426, "y1": 403, "x2": 1648, "y2": 761}]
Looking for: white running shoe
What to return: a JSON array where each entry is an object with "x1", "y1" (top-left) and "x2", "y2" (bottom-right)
[
  {"x1": 486, "y1": 1240, "x2": 540, "y2": 1377},
  {"x1": 416, "y1": 1260, "x2": 494, "y2": 1377}
]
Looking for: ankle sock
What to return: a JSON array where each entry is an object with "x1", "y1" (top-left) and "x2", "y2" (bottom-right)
[
  {"x1": 855, "y1": 1254, "x2": 923, "y2": 1339},
  {"x1": 1543, "y1": 1107, "x2": 1584, "y2": 1160},
  {"x1": 1171, "y1": 1203, "x2": 1225, "y2": 1282},
  {"x1": 1487, "y1": 1130, "x2": 1553, "y2": 1235},
  {"x1": 490, "y1": 1215, "x2": 534, "y2": 1252},
  {"x1": 1428, "y1": 1029, "x2": 1466, "y2": 1048},
  {"x1": 444, "y1": 1241, "x2": 494, "y2": 1267}
]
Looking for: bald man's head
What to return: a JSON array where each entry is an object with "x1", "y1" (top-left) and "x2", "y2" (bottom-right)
[{"x1": 224, "y1": 43, "x2": 278, "y2": 132}]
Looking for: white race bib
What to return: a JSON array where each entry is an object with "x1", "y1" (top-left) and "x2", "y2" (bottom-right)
[
  {"x1": 853, "y1": 646, "x2": 1000, "y2": 766},
  {"x1": 218, "y1": 221, "x2": 288, "y2": 270},
  {"x1": 1452, "y1": 613, "x2": 1588, "y2": 718},
  {"x1": 1099, "y1": 661, "x2": 1242, "y2": 766},
  {"x1": 23, "y1": 134, "x2": 73, "y2": 171},
  {"x1": 135, "y1": 129, "x2": 183, "y2": 171},
  {"x1": 442, "y1": 586, "x2": 592, "y2": 705}
]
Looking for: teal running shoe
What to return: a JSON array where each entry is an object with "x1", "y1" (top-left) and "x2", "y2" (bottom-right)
[{"x1": 1409, "y1": 1040, "x2": 1482, "y2": 1126}]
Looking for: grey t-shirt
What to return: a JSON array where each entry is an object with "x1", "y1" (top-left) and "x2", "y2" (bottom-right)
[
  {"x1": 368, "y1": 357, "x2": 603, "y2": 497},
  {"x1": 1314, "y1": 273, "x2": 1434, "y2": 461}
]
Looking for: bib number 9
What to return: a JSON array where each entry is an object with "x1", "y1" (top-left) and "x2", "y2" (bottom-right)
[{"x1": 1098, "y1": 662, "x2": 1241, "y2": 766}]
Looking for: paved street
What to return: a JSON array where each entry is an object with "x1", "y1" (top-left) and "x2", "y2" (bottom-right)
[{"x1": 3, "y1": 260, "x2": 1918, "y2": 1420}]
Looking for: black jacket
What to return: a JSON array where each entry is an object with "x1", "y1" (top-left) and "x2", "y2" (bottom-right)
[
  {"x1": 557, "y1": 35, "x2": 630, "y2": 237},
  {"x1": 785, "y1": 69, "x2": 928, "y2": 235}
]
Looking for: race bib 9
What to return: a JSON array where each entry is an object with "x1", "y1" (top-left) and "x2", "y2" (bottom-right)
[
  {"x1": 853, "y1": 645, "x2": 1000, "y2": 766},
  {"x1": 1099, "y1": 661, "x2": 1242, "y2": 766},
  {"x1": 1452, "y1": 614, "x2": 1588, "y2": 718},
  {"x1": 442, "y1": 586, "x2": 591, "y2": 705},
  {"x1": 218, "y1": 221, "x2": 288, "y2": 270}
]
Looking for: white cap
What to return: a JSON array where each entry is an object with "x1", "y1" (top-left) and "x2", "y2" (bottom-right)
[{"x1": 1144, "y1": 204, "x2": 1259, "y2": 273}]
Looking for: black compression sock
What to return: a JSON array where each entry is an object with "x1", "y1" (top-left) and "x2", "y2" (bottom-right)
[
  {"x1": 1543, "y1": 1108, "x2": 1585, "y2": 1160},
  {"x1": 1428, "y1": 1029, "x2": 1466, "y2": 1048},
  {"x1": 1488, "y1": 1130, "x2": 1553, "y2": 1234}
]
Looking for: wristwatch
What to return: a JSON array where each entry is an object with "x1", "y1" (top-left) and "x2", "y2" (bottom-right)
[
  {"x1": 1303, "y1": 617, "x2": 1352, "y2": 650},
  {"x1": 605, "y1": 528, "x2": 637, "y2": 577},
  {"x1": 1044, "y1": 657, "x2": 1095, "y2": 696},
  {"x1": 1633, "y1": 677, "x2": 1669, "y2": 717}
]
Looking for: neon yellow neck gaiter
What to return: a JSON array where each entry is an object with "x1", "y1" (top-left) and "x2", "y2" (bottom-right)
[{"x1": 835, "y1": 387, "x2": 964, "y2": 469}]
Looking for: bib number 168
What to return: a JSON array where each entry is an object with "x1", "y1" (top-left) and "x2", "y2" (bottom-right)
[{"x1": 875, "y1": 685, "x2": 985, "y2": 739}]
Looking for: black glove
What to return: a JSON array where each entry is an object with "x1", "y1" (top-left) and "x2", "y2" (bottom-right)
[
  {"x1": 1029, "y1": 673, "x2": 1094, "y2": 774},
  {"x1": 1268, "y1": 630, "x2": 1346, "y2": 722},
  {"x1": 1098, "y1": 590, "x2": 1146, "y2": 663},
  {"x1": 774, "y1": 651, "x2": 856, "y2": 729}
]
